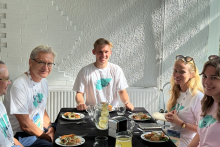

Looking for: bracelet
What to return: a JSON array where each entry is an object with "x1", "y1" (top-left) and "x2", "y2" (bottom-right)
[
  {"x1": 124, "y1": 101, "x2": 129, "y2": 105},
  {"x1": 47, "y1": 124, "x2": 54, "y2": 130}
]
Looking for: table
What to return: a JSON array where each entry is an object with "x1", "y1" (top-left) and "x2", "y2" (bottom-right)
[{"x1": 52, "y1": 107, "x2": 176, "y2": 147}]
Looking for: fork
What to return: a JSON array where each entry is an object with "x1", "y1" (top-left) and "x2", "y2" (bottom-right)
[
  {"x1": 60, "y1": 120, "x2": 86, "y2": 125},
  {"x1": 59, "y1": 133, "x2": 88, "y2": 138}
]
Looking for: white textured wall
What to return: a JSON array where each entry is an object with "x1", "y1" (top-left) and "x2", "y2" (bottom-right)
[{"x1": 0, "y1": 0, "x2": 219, "y2": 89}]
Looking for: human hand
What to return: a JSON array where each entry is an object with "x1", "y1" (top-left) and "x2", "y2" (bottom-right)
[
  {"x1": 77, "y1": 104, "x2": 87, "y2": 111},
  {"x1": 46, "y1": 127, "x2": 55, "y2": 142},
  {"x1": 165, "y1": 110, "x2": 175, "y2": 123},
  {"x1": 165, "y1": 110, "x2": 181, "y2": 124},
  {"x1": 125, "y1": 102, "x2": 134, "y2": 111},
  {"x1": 172, "y1": 110, "x2": 181, "y2": 124}
]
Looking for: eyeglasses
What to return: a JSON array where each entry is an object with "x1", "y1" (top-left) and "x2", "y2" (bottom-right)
[
  {"x1": 32, "y1": 59, "x2": 55, "y2": 68},
  {"x1": 208, "y1": 55, "x2": 220, "y2": 60},
  {"x1": 0, "y1": 76, "x2": 10, "y2": 82},
  {"x1": 176, "y1": 55, "x2": 195, "y2": 64}
]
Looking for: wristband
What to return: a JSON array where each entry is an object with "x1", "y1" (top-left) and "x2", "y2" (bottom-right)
[
  {"x1": 124, "y1": 101, "x2": 129, "y2": 105},
  {"x1": 47, "y1": 124, "x2": 54, "y2": 130},
  {"x1": 181, "y1": 121, "x2": 187, "y2": 128}
]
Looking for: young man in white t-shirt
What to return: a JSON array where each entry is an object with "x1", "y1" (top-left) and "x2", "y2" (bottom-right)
[
  {"x1": 3, "y1": 45, "x2": 56, "y2": 147},
  {"x1": 73, "y1": 38, "x2": 134, "y2": 111},
  {"x1": 0, "y1": 61, "x2": 23, "y2": 147}
]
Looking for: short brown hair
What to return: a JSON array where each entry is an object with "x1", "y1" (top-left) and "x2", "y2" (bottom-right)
[{"x1": 93, "y1": 38, "x2": 113, "y2": 50}]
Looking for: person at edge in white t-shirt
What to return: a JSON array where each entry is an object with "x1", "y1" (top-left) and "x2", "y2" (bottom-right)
[
  {"x1": 73, "y1": 38, "x2": 134, "y2": 111},
  {"x1": 188, "y1": 55, "x2": 220, "y2": 147},
  {"x1": 165, "y1": 55, "x2": 204, "y2": 147},
  {"x1": 3, "y1": 45, "x2": 56, "y2": 147},
  {"x1": 0, "y1": 60, "x2": 23, "y2": 147}
]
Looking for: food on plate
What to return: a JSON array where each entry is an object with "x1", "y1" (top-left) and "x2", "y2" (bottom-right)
[
  {"x1": 63, "y1": 112, "x2": 81, "y2": 119},
  {"x1": 144, "y1": 131, "x2": 168, "y2": 142},
  {"x1": 60, "y1": 134, "x2": 81, "y2": 145},
  {"x1": 108, "y1": 105, "x2": 113, "y2": 111},
  {"x1": 132, "y1": 112, "x2": 149, "y2": 120}
]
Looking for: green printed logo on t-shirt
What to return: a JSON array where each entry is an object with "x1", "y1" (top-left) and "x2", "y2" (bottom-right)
[
  {"x1": 0, "y1": 114, "x2": 9, "y2": 138},
  {"x1": 96, "y1": 78, "x2": 112, "y2": 90},
  {"x1": 171, "y1": 103, "x2": 184, "y2": 111},
  {"x1": 33, "y1": 93, "x2": 44, "y2": 107},
  {"x1": 199, "y1": 115, "x2": 216, "y2": 128}
]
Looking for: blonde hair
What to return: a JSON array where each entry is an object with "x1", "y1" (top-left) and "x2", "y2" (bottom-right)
[
  {"x1": 200, "y1": 58, "x2": 220, "y2": 121},
  {"x1": 167, "y1": 59, "x2": 204, "y2": 112},
  {"x1": 93, "y1": 38, "x2": 113, "y2": 50}
]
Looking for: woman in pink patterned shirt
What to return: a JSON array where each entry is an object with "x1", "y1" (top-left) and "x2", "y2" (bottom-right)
[{"x1": 188, "y1": 55, "x2": 220, "y2": 147}]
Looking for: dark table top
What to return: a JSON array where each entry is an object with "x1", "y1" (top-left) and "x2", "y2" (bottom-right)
[{"x1": 52, "y1": 107, "x2": 176, "y2": 147}]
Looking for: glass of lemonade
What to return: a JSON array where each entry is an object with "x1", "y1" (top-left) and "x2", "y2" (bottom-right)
[{"x1": 115, "y1": 131, "x2": 132, "y2": 147}]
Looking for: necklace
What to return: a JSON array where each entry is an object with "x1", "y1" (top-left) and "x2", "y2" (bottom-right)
[{"x1": 176, "y1": 90, "x2": 187, "y2": 114}]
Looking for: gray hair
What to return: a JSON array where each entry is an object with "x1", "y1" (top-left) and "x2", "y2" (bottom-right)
[
  {"x1": 0, "y1": 60, "x2": 5, "y2": 65},
  {"x1": 30, "y1": 45, "x2": 57, "y2": 59}
]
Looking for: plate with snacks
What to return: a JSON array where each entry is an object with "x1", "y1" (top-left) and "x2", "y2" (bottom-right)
[
  {"x1": 108, "y1": 105, "x2": 115, "y2": 112},
  {"x1": 128, "y1": 112, "x2": 151, "y2": 121},
  {"x1": 55, "y1": 134, "x2": 85, "y2": 146},
  {"x1": 141, "y1": 131, "x2": 169, "y2": 143},
  {"x1": 62, "y1": 112, "x2": 85, "y2": 120}
]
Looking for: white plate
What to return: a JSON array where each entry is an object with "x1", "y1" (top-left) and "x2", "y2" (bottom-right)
[
  {"x1": 140, "y1": 132, "x2": 169, "y2": 143},
  {"x1": 55, "y1": 136, "x2": 85, "y2": 146},
  {"x1": 128, "y1": 114, "x2": 151, "y2": 121},
  {"x1": 62, "y1": 113, "x2": 85, "y2": 120}
]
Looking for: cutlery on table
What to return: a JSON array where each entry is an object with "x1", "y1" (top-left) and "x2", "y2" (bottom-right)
[
  {"x1": 60, "y1": 120, "x2": 86, "y2": 125},
  {"x1": 137, "y1": 128, "x2": 146, "y2": 133},
  {"x1": 59, "y1": 133, "x2": 88, "y2": 138}
]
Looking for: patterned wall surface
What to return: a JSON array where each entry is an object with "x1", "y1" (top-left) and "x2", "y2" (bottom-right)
[
  {"x1": 52, "y1": 0, "x2": 162, "y2": 88},
  {"x1": 0, "y1": 0, "x2": 213, "y2": 89}
]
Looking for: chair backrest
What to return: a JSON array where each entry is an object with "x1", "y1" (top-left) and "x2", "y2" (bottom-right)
[{"x1": 161, "y1": 82, "x2": 171, "y2": 111}]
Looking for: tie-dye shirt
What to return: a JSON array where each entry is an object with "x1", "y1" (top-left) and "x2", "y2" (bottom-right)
[
  {"x1": 0, "y1": 101, "x2": 14, "y2": 147},
  {"x1": 73, "y1": 62, "x2": 128, "y2": 107},
  {"x1": 198, "y1": 102, "x2": 220, "y2": 147},
  {"x1": 4, "y1": 73, "x2": 48, "y2": 134},
  {"x1": 170, "y1": 89, "x2": 204, "y2": 139}
]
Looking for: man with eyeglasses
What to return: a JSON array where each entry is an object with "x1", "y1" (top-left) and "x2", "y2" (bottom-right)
[
  {"x1": 0, "y1": 61, "x2": 23, "y2": 147},
  {"x1": 4, "y1": 45, "x2": 56, "y2": 147}
]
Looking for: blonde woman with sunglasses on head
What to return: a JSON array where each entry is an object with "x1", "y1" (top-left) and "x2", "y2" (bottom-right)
[
  {"x1": 165, "y1": 55, "x2": 204, "y2": 147},
  {"x1": 188, "y1": 55, "x2": 220, "y2": 147}
]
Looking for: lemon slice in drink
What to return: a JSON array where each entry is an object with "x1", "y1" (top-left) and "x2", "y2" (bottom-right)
[
  {"x1": 101, "y1": 110, "x2": 109, "y2": 117},
  {"x1": 99, "y1": 116, "x2": 108, "y2": 122},
  {"x1": 99, "y1": 120, "x2": 107, "y2": 128}
]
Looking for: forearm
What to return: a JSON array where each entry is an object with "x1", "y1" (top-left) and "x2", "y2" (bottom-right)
[
  {"x1": 118, "y1": 89, "x2": 129, "y2": 103},
  {"x1": 15, "y1": 114, "x2": 46, "y2": 137},
  {"x1": 14, "y1": 138, "x2": 24, "y2": 147},
  {"x1": 76, "y1": 92, "x2": 84, "y2": 104},
  {"x1": 175, "y1": 118, "x2": 198, "y2": 132},
  {"x1": 43, "y1": 110, "x2": 52, "y2": 129}
]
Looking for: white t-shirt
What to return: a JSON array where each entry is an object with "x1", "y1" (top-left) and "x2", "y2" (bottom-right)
[
  {"x1": 0, "y1": 101, "x2": 14, "y2": 147},
  {"x1": 170, "y1": 89, "x2": 204, "y2": 140},
  {"x1": 73, "y1": 62, "x2": 128, "y2": 107},
  {"x1": 4, "y1": 73, "x2": 48, "y2": 134},
  {"x1": 198, "y1": 102, "x2": 220, "y2": 147}
]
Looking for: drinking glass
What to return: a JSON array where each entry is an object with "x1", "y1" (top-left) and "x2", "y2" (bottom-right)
[
  {"x1": 86, "y1": 105, "x2": 94, "y2": 116},
  {"x1": 115, "y1": 131, "x2": 132, "y2": 147},
  {"x1": 93, "y1": 136, "x2": 108, "y2": 147},
  {"x1": 127, "y1": 120, "x2": 135, "y2": 133},
  {"x1": 117, "y1": 104, "x2": 126, "y2": 115}
]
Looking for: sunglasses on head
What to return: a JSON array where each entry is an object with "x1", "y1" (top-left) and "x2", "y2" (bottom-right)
[
  {"x1": 176, "y1": 55, "x2": 194, "y2": 63},
  {"x1": 208, "y1": 55, "x2": 220, "y2": 60}
]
